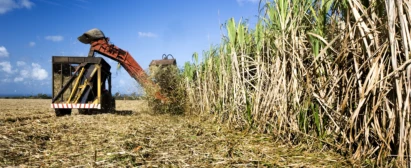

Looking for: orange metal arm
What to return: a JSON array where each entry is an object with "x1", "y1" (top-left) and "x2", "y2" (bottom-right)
[{"x1": 88, "y1": 38, "x2": 167, "y2": 101}]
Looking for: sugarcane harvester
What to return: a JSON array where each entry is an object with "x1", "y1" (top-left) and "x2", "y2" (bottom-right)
[{"x1": 51, "y1": 28, "x2": 175, "y2": 116}]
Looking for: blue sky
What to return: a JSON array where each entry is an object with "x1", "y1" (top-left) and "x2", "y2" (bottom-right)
[{"x1": 0, "y1": 0, "x2": 261, "y2": 95}]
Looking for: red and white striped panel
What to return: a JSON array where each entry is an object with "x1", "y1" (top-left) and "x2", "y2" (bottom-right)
[{"x1": 51, "y1": 103, "x2": 101, "y2": 109}]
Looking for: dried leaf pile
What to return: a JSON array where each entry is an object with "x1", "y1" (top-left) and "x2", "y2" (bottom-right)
[
  {"x1": 0, "y1": 99, "x2": 350, "y2": 167},
  {"x1": 147, "y1": 65, "x2": 187, "y2": 115}
]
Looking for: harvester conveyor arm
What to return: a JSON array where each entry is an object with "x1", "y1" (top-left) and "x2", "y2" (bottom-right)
[{"x1": 87, "y1": 38, "x2": 167, "y2": 101}]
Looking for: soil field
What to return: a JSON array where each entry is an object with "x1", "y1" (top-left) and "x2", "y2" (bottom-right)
[{"x1": 0, "y1": 99, "x2": 350, "y2": 167}]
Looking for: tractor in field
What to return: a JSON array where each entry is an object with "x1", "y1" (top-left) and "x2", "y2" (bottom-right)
[{"x1": 51, "y1": 28, "x2": 176, "y2": 116}]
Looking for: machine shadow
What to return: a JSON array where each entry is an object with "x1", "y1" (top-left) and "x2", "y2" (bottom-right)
[
  {"x1": 108, "y1": 110, "x2": 134, "y2": 116},
  {"x1": 77, "y1": 109, "x2": 134, "y2": 116}
]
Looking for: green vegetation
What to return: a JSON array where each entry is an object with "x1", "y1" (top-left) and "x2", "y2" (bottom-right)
[
  {"x1": 182, "y1": 0, "x2": 411, "y2": 166},
  {"x1": 112, "y1": 92, "x2": 144, "y2": 100},
  {"x1": 0, "y1": 93, "x2": 51, "y2": 99}
]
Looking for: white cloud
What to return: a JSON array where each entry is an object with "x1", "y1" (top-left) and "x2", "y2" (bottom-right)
[
  {"x1": 29, "y1": 41, "x2": 35, "y2": 47},
  {"x1": 20, "y1": 0, "x2": 33, "y2": 8},
  {"x1": 138, "y1": 32, "x2": 157, "y2": 38},
  {"x1": 236, "y1": 0, "x2": 259, "y2": 5},
  {"x1": 1, "y1": 78, "x2": 11, "y2": 83},
  {"x1": 0, "y1": 46, "x2": 9, "y2": 57},
  {"x1": 45, "y1": 35, "x2": 64, "y2": 42},
  {"x1": 0, "y1": 61, "x2": 12, "y2": 73},
  {"x1": 14, "y1": 77, "x2": 23, "y2": 82},
  {"x1": 31, "y1": 63, "x2": 48, "y2": 80},
  {"x1": 0, "y1": 0, "x2": 34, "y2": 14},
  {"x1": 11, "y1": 62, "x2": 48, "y2": 83},
  {"x1": 20, "y1": 69, "x2": 29, "y2": 77},
  {"x1": 16, "y1": 61, "x2": 26, "y2": 66}
]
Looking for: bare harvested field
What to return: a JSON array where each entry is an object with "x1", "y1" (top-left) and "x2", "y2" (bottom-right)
[{"x1": 0, "y1": 99, "x2": 350, "y2": 167}]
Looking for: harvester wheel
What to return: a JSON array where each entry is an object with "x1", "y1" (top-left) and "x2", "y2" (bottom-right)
[
  {"x1": 55, "y1": 109, "x2": 72, "y2": 117},
  {"x1": 100, "y1": 91, "x2": 113, "y2": 113},
  {"x1": 111, "y1": 98, "x2": 116, "y2": 112}
]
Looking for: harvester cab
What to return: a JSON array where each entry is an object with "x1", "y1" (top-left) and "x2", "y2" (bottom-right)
[{"x1": 51, "y1": 28, "x2": 177, "y2": 116}]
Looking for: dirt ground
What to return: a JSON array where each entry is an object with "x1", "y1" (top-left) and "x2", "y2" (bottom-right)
[{"x1": 0, "y1": 99, "x2": 350, "y2": 167}]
